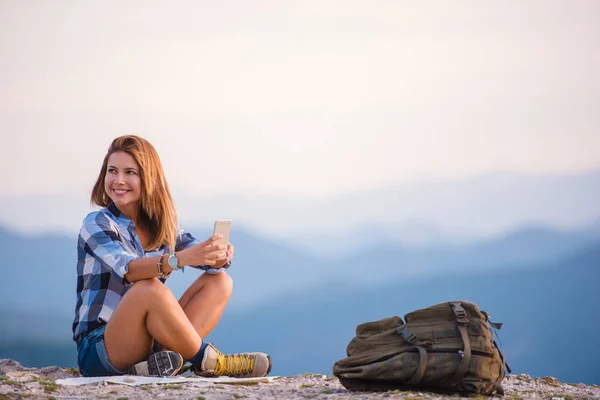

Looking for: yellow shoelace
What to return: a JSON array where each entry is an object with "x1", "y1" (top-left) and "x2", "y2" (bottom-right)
[{"x1": 213, "y1": 348, "x2": 256, "y2": 376}]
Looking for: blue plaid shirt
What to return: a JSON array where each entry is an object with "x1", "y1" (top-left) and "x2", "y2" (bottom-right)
[{"x1": 72, "y1": 202, "x2": 229, "y2": 341}]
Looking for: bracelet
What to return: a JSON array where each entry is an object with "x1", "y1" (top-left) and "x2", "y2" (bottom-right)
[
  {"x1": 158, "y1": 254, "x2": 172, "y2": 279},
  {"x1": 157, "y1": 254, "x2": 164, "y2": 277}
]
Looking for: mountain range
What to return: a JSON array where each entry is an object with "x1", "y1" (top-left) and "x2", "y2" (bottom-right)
[
  {"x1": 1, "y1": 218, "x2": 599, "y2": 312},
  {"x1": 0, "y1": 222, "x2": 598, "y2": 384}
]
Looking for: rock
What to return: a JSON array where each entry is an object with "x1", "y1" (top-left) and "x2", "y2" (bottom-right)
[
  {"x1": 24, "y1": 381, "x2": 41, "y2": 390},
  {"x1": 38, "y1": 365, "x2": 72, "y2": 380},
  {"x1": 0, "y1": 358, "x2": 25, "y2": 373},
  {"x1": 516, "y1": 373, "x2": 533, "y2": 381}
]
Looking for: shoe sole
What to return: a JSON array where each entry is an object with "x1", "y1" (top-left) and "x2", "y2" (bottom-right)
[
  {"x1": 148, "y1": 351, "x2": 184, "y2": 376},
  {"x1": 265, "y1": 354, "x2": 272, "y2": 376}
]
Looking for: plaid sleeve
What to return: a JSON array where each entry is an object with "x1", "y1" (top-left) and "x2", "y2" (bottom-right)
[
  {"x1": 176, "y1": 225, "x2": 231, "y2": 273},
  {"x1": 175, "y1": 225, "x2": 201, "y2": 252},
  {"x1": 79, "y1": 212, "x2": 139, "y2": 278}
]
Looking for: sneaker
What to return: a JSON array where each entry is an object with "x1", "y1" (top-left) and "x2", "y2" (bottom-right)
[
  {"x1": 128, "y1": 350, "x2": 184, "y2": 376},
  {"x1": 193, "y1": 343, "x2": 272, "y2": 378}
]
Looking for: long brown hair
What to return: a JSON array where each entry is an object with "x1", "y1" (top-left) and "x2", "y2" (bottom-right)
[{"x1": 91, "y1": 135, "x2": 178, "y2": 251}]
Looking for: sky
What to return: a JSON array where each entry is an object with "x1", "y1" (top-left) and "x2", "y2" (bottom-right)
[{"x1": 1, "y1": 1, "x2": 599, "y2": 202}]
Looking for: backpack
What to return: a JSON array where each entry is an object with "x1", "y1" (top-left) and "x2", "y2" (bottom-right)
[{"x1": 332, "y1": 300, "x2": 510, "y2": 395}]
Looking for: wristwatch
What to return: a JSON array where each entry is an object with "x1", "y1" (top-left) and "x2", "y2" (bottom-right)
[{"x1": 168, "y1": 252, "x2": 181, "y2": 270}]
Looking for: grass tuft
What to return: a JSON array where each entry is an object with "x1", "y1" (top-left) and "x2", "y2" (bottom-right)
[
  {"x1": 164, "y1": 384, "x2": 183, "y2": 390},
  {"x1": 541, "y1": 376, "x2": 561, "y2": 387},
  {"x1": 63, "y1": 367, "x2": 81, "y2": 377},
  {"x1": 40, "y1": 379, "x2": 58, "y2": 393}
]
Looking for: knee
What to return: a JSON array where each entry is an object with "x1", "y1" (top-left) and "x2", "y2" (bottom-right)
[
  {"x1": 129, "y1": 278, "x2": 171, "y2": 299},
  {"x1": 207, "y1": 271, "x2": 233, "y2": 298}
]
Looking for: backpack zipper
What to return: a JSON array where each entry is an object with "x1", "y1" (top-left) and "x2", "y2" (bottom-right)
[
  {"x1": 371, "y1": 347, "x2": 494, "y2": 364},
  {"x1": 408, "y1": 347, "x2": 494, "y2": 358},
  {"x1": 439, "y1": 348, "x2": 492, "y2": 358}
]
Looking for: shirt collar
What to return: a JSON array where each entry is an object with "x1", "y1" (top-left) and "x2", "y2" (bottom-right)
[{"x1": 106, "y1": 202, "x2": 136, "y2": 229}]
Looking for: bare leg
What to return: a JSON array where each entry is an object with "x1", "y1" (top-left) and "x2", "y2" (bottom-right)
[
  {"x1": 104, "y1": 278, "x2": 203, "y2": 370},
  {"x1": 178, "y1": 271, "x2": 233, "y2": 338}
]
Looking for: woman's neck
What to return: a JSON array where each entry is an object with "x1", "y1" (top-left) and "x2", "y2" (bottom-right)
[{"x1": 115, "y1": 203, "x2": 141, "y2": 226}]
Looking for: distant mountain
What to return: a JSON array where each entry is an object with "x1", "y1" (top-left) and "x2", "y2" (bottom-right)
[
  {"x1": 0, "y1": 220, "x2": 598, "y2": 313},
  {"x1": 0, "y1": 225, "x2": 325, "y2": 313},
  {"x1": 0, "y1": 310, "x2": 76, "y2": 369},
  {"x1": 0, "y1": 227, "x2": 78, "y2": 314}
]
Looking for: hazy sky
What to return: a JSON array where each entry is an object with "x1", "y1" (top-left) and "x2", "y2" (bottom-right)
[{"x1": 1, "y1": 0, "x2": 599, "y2": 199}]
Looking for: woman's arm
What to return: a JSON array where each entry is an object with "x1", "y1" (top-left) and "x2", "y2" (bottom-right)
[
  {"x1": 125, "y1": 235, "x2": 228, "y2": 282},
  {"x1": 124, "y1": 254, "x2": 169, "y2": 282},
  {"x1": 80, "y1": 213, "x2": 167, "y2": 283},
  {"x1": 80, "y1": 213, "x2": 228, "y2": 283},
  {"x1": 175, "y1": 225, "x2": 233, "y2": 273}
]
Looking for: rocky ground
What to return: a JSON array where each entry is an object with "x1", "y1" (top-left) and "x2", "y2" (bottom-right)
[{"x1": 1, "y1": 359, "x2": 599, "y2": 400}]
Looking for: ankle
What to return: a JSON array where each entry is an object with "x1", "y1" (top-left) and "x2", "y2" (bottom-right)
[{"x1": 187, "y1": 341, "x2": 208, "y2": 370}]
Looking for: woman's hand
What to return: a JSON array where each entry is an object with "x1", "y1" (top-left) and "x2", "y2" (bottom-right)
[
  {"x1": 178, "y1": 235, "x2": 228, "y2": 267},
  {"x1": 213, "y1": 243, "x2": 234, "y2": 269}
]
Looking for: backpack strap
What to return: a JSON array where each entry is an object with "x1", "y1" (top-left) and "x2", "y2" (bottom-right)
[
  {"x1": 494, "y1": 383, "x2": 505, "y2": 395},
  {"x1": 449, "y1": 302, "x2": 472, "y2": 384},
  {"x1": 407, "y1": 346, "x2": 428, "y2": 385},
  {"x1": 395, "y1": 326, "x2": 429, "y2": 385},
  {"x1": 482, "y1": 310, "x2": 511, "y2": 374}
]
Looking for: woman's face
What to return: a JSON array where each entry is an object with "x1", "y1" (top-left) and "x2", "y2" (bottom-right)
[{"x1": 104, "y1": 151, "x2": 142, "y2": 215}]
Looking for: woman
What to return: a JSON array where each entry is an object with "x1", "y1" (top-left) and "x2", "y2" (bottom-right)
[{"x1": 72, "y1": 135, "x2": 271, "y2": 378}]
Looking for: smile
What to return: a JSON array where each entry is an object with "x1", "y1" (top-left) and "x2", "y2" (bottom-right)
[{"x1": 112, "y1": 189, "x2": 131, "y2": 196}]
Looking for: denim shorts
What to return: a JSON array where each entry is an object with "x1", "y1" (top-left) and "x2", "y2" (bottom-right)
[{"x1": 76, "y1": 325, "x2": 125, "y2": 377}]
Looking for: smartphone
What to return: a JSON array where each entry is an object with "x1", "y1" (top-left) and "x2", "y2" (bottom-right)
[{"x1": 213, "y1": 220, "x2": 232, "y2": 253}]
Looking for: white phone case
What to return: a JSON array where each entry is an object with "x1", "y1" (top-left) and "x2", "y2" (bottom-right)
[{"x1": 213, "y1": 220, "x2": 232, "y2": 249}]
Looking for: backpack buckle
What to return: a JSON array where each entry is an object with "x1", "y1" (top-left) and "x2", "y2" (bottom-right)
[
  {"x1": 451, "y1": 302, "x2": 469, "y2": 325},
  {"x1": 396, "y1": 326, "x2": 420, "y2": 345}
]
